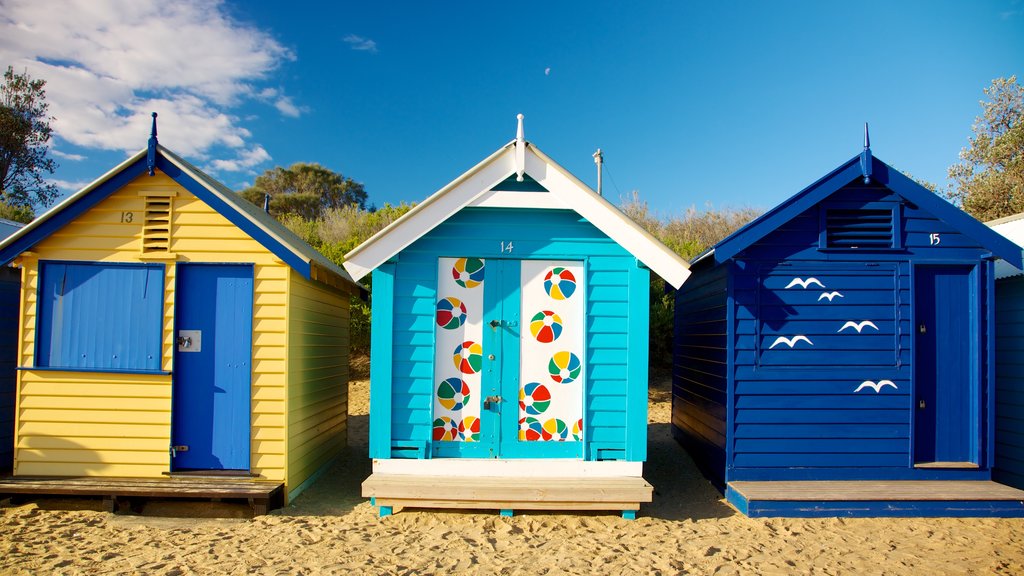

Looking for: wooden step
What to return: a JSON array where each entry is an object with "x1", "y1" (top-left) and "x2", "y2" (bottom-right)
[{"x1": 362, "y1": 473, "x2": 653, "y2": 517}]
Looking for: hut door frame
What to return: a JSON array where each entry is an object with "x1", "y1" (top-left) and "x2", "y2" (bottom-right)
[
  {"x1": 911, "y1": 263, "x2": 979, "y2": 467},
  {"x1": 432, "y1": 257, "x2": 584, "y2": 459},
  {"x1": 171, "y1": 263, "x2": 254, "y2": 472}
]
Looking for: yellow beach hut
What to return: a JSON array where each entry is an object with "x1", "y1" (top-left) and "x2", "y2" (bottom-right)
[{"x1": 0, "y1": 116, "x2": 360, "y2": 510}]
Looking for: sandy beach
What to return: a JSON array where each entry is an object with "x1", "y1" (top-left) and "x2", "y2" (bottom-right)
[{"x1": 2, "y1": 370, "x2": 1023, "y2": 575}]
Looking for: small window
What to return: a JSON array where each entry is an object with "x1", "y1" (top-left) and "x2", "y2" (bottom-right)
[
  {"x1": 139, "y1": 191, "x2": 175, "y2": 257},
  {"x1": 37, "y1": 262, "x2": 164, "y2": 371},
  {"x1": 822, "y1": 207, "x2": 895, "y2": 249}
]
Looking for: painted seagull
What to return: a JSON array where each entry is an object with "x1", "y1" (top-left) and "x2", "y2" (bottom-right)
[
  {"x1": 784, "y1": 277, "x2": 825, "y2": 289},
  {"x1": 838, "y1": 320, "x2": 879, "y2": 333},
  {"x1": 769, "y1": 335, "x2": 813, "y2": 349},
  {"x1": 818, "y1": 291, "x2": 844, "y2": 302},
  {"x1": 855, "y1": 380, "x2": 897, "y2": 393}
]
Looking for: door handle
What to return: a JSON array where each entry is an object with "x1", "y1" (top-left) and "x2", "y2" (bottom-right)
[
  {"x1": 484, "y1": 395, "x2": 502, "y2": 410},
  {"x1": 489, "y1": 319, "x2": 502, "y2": 329}
]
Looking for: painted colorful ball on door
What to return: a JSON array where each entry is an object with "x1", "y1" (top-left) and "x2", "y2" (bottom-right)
[
  {"x1": 435, "y1": 297, "x2": 468, "y2": 329},
  {"x1": 458, "y1": 416, "x2": 480, "y2": 442},
  {"x1": 432, "y1": 417, "x2": 459, "y2": 441},
  {"x1": 542, "y1": 418, "x2": 569, "y2": 441},
  {"x1": 543, "y1": 267, "x2": 576, "y2": 300},
  {"x1": 437, "y1": 377, "x2": 471, "y2": 411},
  {"x1": 452, "y1": 258, "x2": 485, "y2": 289},
  {"x1": 548, "y1": 351, "x2": 582, "y2": 384},
  {"x1": 519, "y1": 417, "x2": 544, "y2": 441},
  {"x1": 572, "y1": 418, "x2": 584, "y2": 441},
  {"x1": 453, "y1": 341, "x2": 483, "y2": 374},
  {"x1": 519, "y1": 382, "x2": 552, "y2": 415},
  {"x1": 529, "y1": 310, "x2": 563, "y2": 343}
]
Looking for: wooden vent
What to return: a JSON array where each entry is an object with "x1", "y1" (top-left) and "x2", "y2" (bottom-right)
[
  {"x1": 142, "y1": 194, "x2": 173, "y2": 255},
  {"x1": 824, "y1": 208, "x2": 893, "y2": 249}
]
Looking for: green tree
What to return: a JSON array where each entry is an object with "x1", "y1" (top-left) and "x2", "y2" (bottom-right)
[
  {"x1": 0, "y1": 200, "x2": 34, "y2": 223},
  {"x1": 0, "y1": 66, "x2": 59, "y2": 208},
  {"x1": 945, "y1": 76, "x2": 1024, "y2": 221},
  {"x1": 239, "y1": 162, "x2": 368, "y2": 220}
]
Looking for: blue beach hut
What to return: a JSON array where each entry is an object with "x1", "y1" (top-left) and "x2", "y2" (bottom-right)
[
  {"x1": 989, "y1": 213, "x2": 1024, "y2": 490},
  {"x1": 673, "y1": 130, "x2": 1024, "y2": 517},
  {"x1": 345, "y1": 116, "x2": 690, "y2": 517},
  {"x1": 1, "y1": 219, "x2": 24, "y2": 472}
]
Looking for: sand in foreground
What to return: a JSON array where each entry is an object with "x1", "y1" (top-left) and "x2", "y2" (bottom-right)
[{"x1": 2, "y1": 375, "x2": 1023, "y2": 575}]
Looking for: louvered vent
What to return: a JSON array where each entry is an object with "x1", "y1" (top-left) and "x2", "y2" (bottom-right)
[
  {"x1": 142, "y1": 195, "x2": 173, "y2": 254},
  {"x1": 824, "y1": 208, "x2": 893, "y2": 249}
]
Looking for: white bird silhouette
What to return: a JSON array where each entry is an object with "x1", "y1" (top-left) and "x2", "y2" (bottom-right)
[
  {"x1": 818, "y1": 291, "x2": 844, "y2": 302},
  {"x1": 785, "y1": 277, "x2": 825, "y2": 289},
  {"x1": 769, "y1": 335, "x2": 813, "y2": 349},
  {"x1": 838, "y1": 320, "x2": 879, "y2": 333},
  {"x1": 855, "y1": 380, "x2": 897, "y2": 393}
]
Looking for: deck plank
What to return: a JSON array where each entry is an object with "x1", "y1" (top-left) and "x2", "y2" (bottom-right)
[{"x1": 729, "y1": 480, "x2": 1024, "y2": 502}]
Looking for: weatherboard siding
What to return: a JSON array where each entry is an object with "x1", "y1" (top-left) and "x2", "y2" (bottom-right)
[
  {"x1": 13, "y1": 170, "x2": 288, "y2": 481},
  {"x1": 675, "y1": 178, "x2": 999, "y2": 482},
  {"x1": 380, "y1": 207, "x2": 645, "y2": 461},
  {"x1": 996, "y1": 276, "x2": 1024, "y2": 489},
  {"x1": 672, "y1": 263, "x2": 728, "y2": 484},
  {"x1": 286, "y1": 271, "x2": 349, "y2": 498}
]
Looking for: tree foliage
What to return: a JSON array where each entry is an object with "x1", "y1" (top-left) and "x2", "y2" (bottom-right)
[
  {"x1": 0, "y1": 200, "x2": 34, "y2": 223},
  {"x1": 239, "y1": 162, "x2": 368, "y2": 220},
  {"x1": 945, "y1": 76, "x2": 1024, "y2": 221},
  {"x1": 0, "y1": 66, "x2": 59, "y2": 208}
]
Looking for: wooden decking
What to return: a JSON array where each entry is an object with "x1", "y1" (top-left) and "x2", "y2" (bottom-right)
[
  {"x1": 727, "y1": 480, "x2": 1024, "y2": 517},
  {"x1": 0, "y1": 476, "x2": 285, "y2": 516},
  {"x1": 362, "y1": 473, "x2": 653, "y2": 518}
]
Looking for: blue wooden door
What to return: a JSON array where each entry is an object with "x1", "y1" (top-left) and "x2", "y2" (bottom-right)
[
  {"x1": 171, "y1": 264, "x2": 253, "y2": 471},
  {"x1": 913, "y1": 265, "x2": 975, "y2": 465}
]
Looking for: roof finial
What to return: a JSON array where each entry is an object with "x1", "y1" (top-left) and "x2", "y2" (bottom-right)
[
  {"x1": 147, "y1": 112, "x2": 159, "y2": 176},
  {"x1": 860, "y1": 122, "x2": 872, "y2": 184},
  {"x1": 515, "y1": 113, "x2": 526, "y2": 182}
]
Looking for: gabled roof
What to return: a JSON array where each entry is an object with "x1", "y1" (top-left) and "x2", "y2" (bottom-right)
[
  {"x1": 987, "y1": 212, "x2": 1024, "y2": 280},
  {"x1": 341, "y1": 136, "x2": 691, "y2": 288},
  {"x1": 0, "y1": 144, "x2": 360, "y2": 293},
  {"x1": 707, "y1": 152, "x2": 1024, "y2": 270}
]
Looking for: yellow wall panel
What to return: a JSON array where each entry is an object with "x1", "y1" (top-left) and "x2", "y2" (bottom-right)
[{"x1": 16, "y1": 462, "x2": 168, "y2": 477}]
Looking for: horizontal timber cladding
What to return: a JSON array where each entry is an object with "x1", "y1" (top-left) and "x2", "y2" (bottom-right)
[
  {"x1": 720, "y1": 177, "x2": 997, "y2": 482},
  {"x1": 286, "y1": 271, "x2": 350, "y2": 500},
  {"x1": 672, "y1": 262, "x2": 729, "y2": 484},
  {"x1": 996, "y1": 276, "x2": 1024, "y2": 489},
  {"x1": 14, "y1": 170, "x2": 289, "y2": 482},
  {"x1": 384, "y1": 207, "x2": 643, "y2": 461}
]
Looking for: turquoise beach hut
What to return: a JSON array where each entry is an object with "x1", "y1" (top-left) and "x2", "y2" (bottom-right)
[{"x1": 344, "y1": 116, "x2": 690, "y2": 517}]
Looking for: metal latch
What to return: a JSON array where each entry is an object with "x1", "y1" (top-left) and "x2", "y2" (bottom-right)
[
  {"x1": 918, "y1": 400, "x2": 926, "y2": 409},
  {"x1": 177, "y1": 330, "x2": 202, "y2": 352},
  {"x1": 484, "y1": 395, "x2": 502, "y2": 410},
  {"x1": 170, "y1": 445, "x2": 189, "y2": 457}
]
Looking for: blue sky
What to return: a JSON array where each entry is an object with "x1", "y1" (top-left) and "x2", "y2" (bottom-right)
[{"x1": 2, "y1": 1, "x2": 1022, "y2": 217}]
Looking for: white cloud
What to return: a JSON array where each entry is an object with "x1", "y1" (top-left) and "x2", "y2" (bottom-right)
[
  {"x1": 344, "y1": 34, "x2": 378, "y2": 53},
  {"x1": 52, "y1": 149, "x2": 87, "y2": 161},
  {"x1": 209, "y1": 145, "x2": 271, "y2": 172},
  {"x1": 50, "y1": 178, "x2": 91, "y2": 192},
  {"x1": 0, "y1": 0, "x2": 297, "y2": 172}
]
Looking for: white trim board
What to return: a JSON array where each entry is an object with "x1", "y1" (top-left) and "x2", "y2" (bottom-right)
[
  {"x1": 372, "y1": 458, "x2": 644, "y2": 478},
  {"x1": 343, "y1": 140, "x2": 690, "y2": 288}
]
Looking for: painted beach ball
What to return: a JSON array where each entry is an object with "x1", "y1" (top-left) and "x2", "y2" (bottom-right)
[
  {"x1": 459, "y1": 416, "x2": 480, "y2": 442},
  {"x1": 572, "y1": 418, "x2": 584, "y2": 441},
  {"x1": 519, "y1": 382, "x2": 552, "y2": 416},
  {"x1": 542, "y1": 418, "x2": 569, "y2": 441},
  {"x1": 436, "y1": 297, "x2": 467, "y2": 330},
  {"x1": 453, "y1": 341, "x2": 483, "y2": 374},
  {"x1": 432, "y1": 417, "x2": 459, "y2": 441},
  {"x1": 548, "y1": 351, "x2": 582, "y2": 384},
  {"x1": 543, "y1": 267, "x2": 577, "y2": 300},
  {"x1": 529, "y1": 310, "x2": 563, "y2": 343},
  {"x1": 437, "y1": 377, "x2": 471, "y2": 412},
  {"x1": 452, "y1": 258, "x2": 485, "y2": 289},
  {"x1": 519, "y1": 417, "x2": 544, "y2": 441}
]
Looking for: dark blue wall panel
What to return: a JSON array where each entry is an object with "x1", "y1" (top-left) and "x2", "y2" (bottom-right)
[
  {"x1": 0, "y1": 266, "x2": 18, "y2": 472},
  {"x1": 672, "y1": 262, "x2": 729, "y2": 484},
  {"x1": 995, "y1": 276, "x2": 1024, "y2": 489}
]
